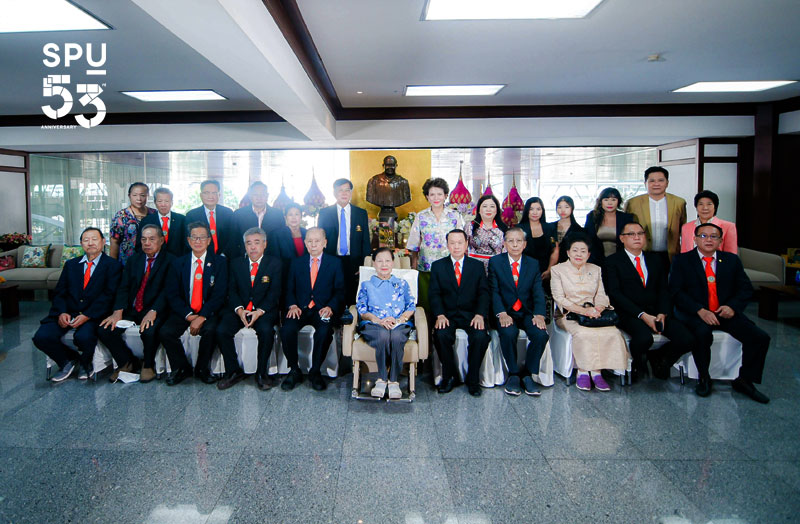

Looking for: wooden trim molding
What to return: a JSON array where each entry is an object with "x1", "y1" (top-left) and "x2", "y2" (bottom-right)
[{"x1": 0, "y1": 111, "x2": 284, "y2": 127}]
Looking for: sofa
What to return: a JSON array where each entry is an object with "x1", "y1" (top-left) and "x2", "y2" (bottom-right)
[
  {"x1": 0, "y1": 245, "x2": 65, "y2": 290},
  {"x1": 740, "y1": 247, "x2": 785, "y2": 289}
]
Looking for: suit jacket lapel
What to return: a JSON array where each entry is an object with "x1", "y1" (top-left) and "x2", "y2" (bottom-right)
[
  {"x1": 636, "y1": 198, "x2": 652, "y2": 246},
  {"x1": 691, "y1": 249, "x2": 708, "y2": 283}
]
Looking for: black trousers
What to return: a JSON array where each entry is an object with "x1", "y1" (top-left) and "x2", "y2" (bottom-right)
[
  {"x1": 618, "y1": 314, "x2": 695, "y2": 370},
  {"x1": 682, "y1": 312, "x2": 770, "y2": 383},
  {"x1": 279, "y1": 308, "x2": 334, "y2": 376},
  {"x1": 96, "y1": 311, "x2": 164, "y2": 368},
  {"x1": 433, "y1": 319, "x2": 490, "y2": 387},
  {"x1": 216, "y1": 311, "x2": 277, "y2": 376},
  {"x1": 336, "y1": 254, "x2": 360, "y2": 306},
  {"x1": 33, "y1": 319, "x2": 99, "y2": 369},
  {"x1": 159, "y1": 312, "x2": 220, "y2": 373},
  {"x1": 495, "y1": 314, "x2": 549, "y2": 376}
]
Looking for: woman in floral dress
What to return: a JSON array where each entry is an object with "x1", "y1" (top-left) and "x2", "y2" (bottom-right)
[
  {"x1": 109, "y1": 182, "x2": 155, "y2": 266},
  {"x1": 406, "y1": 177, "x2": 464, "y2": 312},
  {"x1": 465, "y1": 194, "x2": 507, "y2": 274}
]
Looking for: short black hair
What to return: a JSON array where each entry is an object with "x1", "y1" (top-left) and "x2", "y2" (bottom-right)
[
  {"x1": 284, "y1": 202, "x2": 302, "y2": 216},
  {"x1": 422, "y1": 177, "x2": 449, "y2": 197},
  {"x1": 140, "y1": 224, "x2": 164, "y2": 237},
  {"x1": 371, "y1": 247, "x2": 394, "y2": 261},
  {"x1": 128, "y1": 182, "x2": 149, "y2": 195},
  {"x1": 445, "y1": 228, "x2": 468, "y2": 242},
  {"x1": 187, "y1": 222, "x2": 211, "y2": 237},
  {"x1": 693, "y1": 190, "x2": 720, "y2": 214},
  {"x1": 200, "y1": 179, "x2": 220, "y2": 191},
  {"x1": 522, "y1": 197, "x2": 547, "y2": 224},
  {"x1": 621, "y1": 221, "x2": 645, "y2": 234},
  {"x1": 80, "y1": 227, "x2": 104, "y2": 241},
  {"x1": 249, "y1": 181, "x2": 267, "y2": 192},
  {"x1": 471, "y1": 195, "x2": 507, "y2": 235},
  {"x1": 694, "y1": 222, "x2": 724, "y2": 237},
  {"x1": 644, "y1": 166, "x2": 669, "y2": 182},
  {"x1": 563, "y1": 232, "x2": 591, "y2": 252},
  {"x1": 333, "y1": 178, "x2": 353, "y2": 190}
]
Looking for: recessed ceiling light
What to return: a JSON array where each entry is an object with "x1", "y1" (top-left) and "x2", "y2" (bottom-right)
[
  {"x1": 423, "y1": 0, "x2": 604, "y2": 20},
  {"x1": 405, "y1": 84, "x2": 505, "y2": 96},
  {"x1": 121, "y1": 90, "x2": 227, "y2": 102},
  {"x1": 0, "y1": 0, "x2": 109, "y2": 33},
  {"x1": 673, "y1": 81, "x2": 796, "y2": 93},
  {"x1": 356, "y1": 91, "x2": 363, "y2": 94}
]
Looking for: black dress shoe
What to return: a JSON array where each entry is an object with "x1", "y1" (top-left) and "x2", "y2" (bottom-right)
[
  {"x1": 281, "y1": 369, "x2": 303, "y2": 391},
  {"x1": 468, "y1": 384, "x2": 482, "y2": 397},
  {"x1": 695, "y1": 376, "x2": 712, "y2": 397},
  {"x1": 166, "y1": 367, "x2": 191, "y2": 386},
  {"x1": 217, "y1": 370, "x2": 247, "y2": 390},
  {"x1": 310, "y1": 373, "x2": 327, "y2": 391},
  {"x1": 438, "y1": 377, "x2": 456, "y2": 394},
  {"x1": 195, "y1": 370, "x2": 218, "y2": 384},
  {"x1": 732, "y1": 377, "x2": 770, "y2": 404},
  {"x1": 256, "y1": 374, "x2": 276, "y2": 391}
]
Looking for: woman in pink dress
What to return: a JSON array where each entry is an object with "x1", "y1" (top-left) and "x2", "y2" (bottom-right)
[{"x1": 680, "y1": 190, "x2": 738, "y2": 254}]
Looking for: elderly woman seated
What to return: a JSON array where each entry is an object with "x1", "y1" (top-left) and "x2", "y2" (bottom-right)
[
  {"x1": 356, "y1": 247, "x2": 416, "y2": 399},
  {"x1": 550, "y1": 233, "x2": 630, "y2": 392}
]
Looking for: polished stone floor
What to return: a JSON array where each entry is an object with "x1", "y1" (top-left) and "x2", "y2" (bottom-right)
[{"x1": 1, "y1": 300, "x2": 799, "y2": 524}]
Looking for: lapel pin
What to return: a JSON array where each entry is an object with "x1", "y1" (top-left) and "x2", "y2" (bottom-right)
[
  {"x1": 356, "y1": 225, "x2": 362, "y2": 232},
  {"x1": 262, "y1": 276, "x2": 270, "y2": 283}
]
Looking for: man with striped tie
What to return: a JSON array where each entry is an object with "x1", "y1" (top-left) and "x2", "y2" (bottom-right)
[
  {"x1": 33, "y1": 227, "x2": 122, "y2": 382},
  {"x1": 604, "y1": 221, "x2": 695, "y2": 384},
  {"x1": 216, "y1": 227, "x2": 282, "y2": 390},
  {"x1": 160, "y1": 223, "x2": 228, "y2": 386}
]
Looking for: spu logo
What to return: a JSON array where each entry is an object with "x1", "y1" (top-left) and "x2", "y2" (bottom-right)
[{"x1": 42, "y1": 43, "x2": 107, "y2": 129}]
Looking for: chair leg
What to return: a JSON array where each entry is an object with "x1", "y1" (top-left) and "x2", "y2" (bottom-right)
[
  {"x1": 679, "y1": 366, "x2": 685, "y2": 385},
  {"x1": 351, "y1": 360, "x2": 361, "y2": 398},
  {"x1": 46, "y1": 365, "x2": 52, "y2": 381},
  {"x1": 409, "y1": 363, "x2": 416, "y2": 401}
]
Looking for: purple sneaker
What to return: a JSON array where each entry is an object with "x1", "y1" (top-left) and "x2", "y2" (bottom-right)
[
  {"x1": 592, "y1": 374, "x2": 611, "y2": 392},
  {"x1": 576, "y1": 373, "x2": 592, "y2": 391}
]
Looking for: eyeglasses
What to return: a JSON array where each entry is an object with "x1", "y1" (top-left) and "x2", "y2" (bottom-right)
[
  {"x1": 695, "y1": 234, "x2": 721, "y2": 240},
  {"x1": 620, "y1": 232, "x2": 646, "y2": 237},
  {"x1": 190, "y1": 236, "x2": 209, "y2": 241}
]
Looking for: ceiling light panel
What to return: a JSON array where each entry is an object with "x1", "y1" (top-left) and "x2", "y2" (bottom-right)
[
  {"x1": 0, "y1": 0, "x2": 109, "y2": 33},
  {"x1": 423, "y1": 0, "x2": 604, "y2": 20},
  {"x1": 673, "y1": 81, "x2": 796, "y2": 93},
  {"x1": 121, "y1": 90, "x2": 227, "y2": 102},
  {"x1": 404, "y1": 85, "x2": 505, "y2": 96}
]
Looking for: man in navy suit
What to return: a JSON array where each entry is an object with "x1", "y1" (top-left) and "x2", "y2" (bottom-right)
[
  {"x1": 488, "y1": 228, "x2": 550, "y2": 397},
  {"x1": 605, "y1": 221, "x2": 696, "y2": 383},
  {"x1": 430, "y1": 229, "x2": 490, "y2": 396},
  {"x1": 135, "y1": 187, "x2": 187, "y2": 257},
  {"x1": 98, "y1": 224, "x2": 174, "y2": 383},
  {"x1": 216, "y1": 227, "x2": 283, "y2": 391},
  {"x1": 279, "y1": 227, "x2": 345, "y2": 391},
  {"x1": 185, "y1": 179, "x2": 235, "y2": 257},
  {"x1": 231, "y1": 181, "x2": 284, "y2": 258},
  {"x1": 160, "y1": 222, "x2": 228, "y2": 386},
  {"x1": 318, "y1": 178, "x2": 371, "y2": 307},
  {"x1": 669, "y1": 222, "x2": 770, "y2": 402},
  {"x1": 33, "y1": 227, "x2": 122, "y2": 382}
]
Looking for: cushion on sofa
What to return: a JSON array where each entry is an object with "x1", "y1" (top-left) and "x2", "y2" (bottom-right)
[
  {"x1": 60, "y1": 246, "x2": 84, "y2": 267},
  {"x1": 0, "y1": 255, "x2": 15, "y2": 272},
  {"x1": 20, "y1": 245, "x2": 50, "y2": 268},
  {"x1": 0, "y1": 268, "x2": 62, "y2": 289}
]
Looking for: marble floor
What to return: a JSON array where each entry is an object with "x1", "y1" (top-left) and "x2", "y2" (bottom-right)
[{"x1": 1, "y1": 300, "x2": 799, "y2": 524}]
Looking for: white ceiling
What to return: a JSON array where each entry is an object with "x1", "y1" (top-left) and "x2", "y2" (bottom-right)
[{"x1": 297, "y1": 0, "x2": 800, "y2": 107}]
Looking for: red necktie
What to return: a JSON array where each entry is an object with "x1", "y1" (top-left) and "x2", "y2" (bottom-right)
[
  {"x1": 191, "y1": 259, "x2": 203, "y2": 313},
  {"x1": 454, "y1": 260, "x2": 461, "y2": 286},
  {"x1": 134, "y1": 257, "x2": 155, "y2": 313},
  {"x1": 246, "y1": 261, "x2": 258, "y2": 311},
  {"x1": 511, "y1": 261, "x2": 522, "y2": 311},
  {"x1": 209, "y1": 210, "x2": 218, "y2": 253},
  {"x1": 703, "y1": 256, "x2": 719, "y2": 311},
  {"x1": 161, "y1": 216, "x2": 169, "y2": 243},
  {"x1": 308, "y1": 257, "x2": 319, "y2": 308},
  {"x1": 635, "y1": 256, "x2": 645, "y2": 286},
  {"x1": 83, "y1": 260, "x2": 93, "y2": 289}
]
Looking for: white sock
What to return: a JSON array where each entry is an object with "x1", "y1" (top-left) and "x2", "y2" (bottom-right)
[{"x1": 590, "y1": 371, "x2": 602, "y2": 378}]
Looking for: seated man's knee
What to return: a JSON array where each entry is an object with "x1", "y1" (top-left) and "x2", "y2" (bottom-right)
[
  {"x1": 73, "y1": 330, "x2": 96, "y2": 350},
  {"x1": 33, "y1": 327, "x2": 56, "y2": 347}
]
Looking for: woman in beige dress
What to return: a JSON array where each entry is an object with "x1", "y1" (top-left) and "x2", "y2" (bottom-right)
[{"x1": 550, "y1": 232, "x2": 629, "y2": 392}]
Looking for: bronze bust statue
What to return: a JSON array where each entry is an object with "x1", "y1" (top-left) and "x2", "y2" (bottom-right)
[{"x1": 365, "y1": 155, "x2": 411, "y2": 221}]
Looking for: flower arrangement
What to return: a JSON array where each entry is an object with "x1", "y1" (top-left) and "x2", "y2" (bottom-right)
[
  {"x1": 396, "y1": 212, "x2": 416, "y2": 236},
  {"x1": 0, "y1": 232, "x2": 32, "y2": 252}
]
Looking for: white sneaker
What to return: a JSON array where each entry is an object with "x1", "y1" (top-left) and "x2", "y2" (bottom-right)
[
  {"x1": 387, "y1": 382, "x2": 402, "y2": 400},
  {"x1": 371, "y1": 379, "x2": 387, "y2": 398}
]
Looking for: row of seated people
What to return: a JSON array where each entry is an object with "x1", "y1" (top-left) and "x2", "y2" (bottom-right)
[{"x1": 33, "y1": 216, "x2": 770, "y2": 404}]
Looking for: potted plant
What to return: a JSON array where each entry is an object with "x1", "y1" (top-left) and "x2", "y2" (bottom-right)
[{"x1": 0, "y1": 232, "x2": 32, "y2": 253}]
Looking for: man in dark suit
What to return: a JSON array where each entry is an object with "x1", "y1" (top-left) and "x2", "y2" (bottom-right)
[
  {"x1": 160, "y1": 222, "x2": 228, "y2": 386},
  {"x1": 98, "y1": 224, "x2": 174, "y2": 383},
  {"x1": 430, "y1": 229, "x2": 490, "y2": 396},
  {"x1": 216, "y1": 227, "x2": 283, "y2": 391},
  {"x1": 185, "y1": 179, "x2": 235, "y2": 257},
  {"x1": 604, "y1": 221, "x2": 696, "y2": 382},
  {"x1": 231, "y1": 181, "x2": 284, "y2": 258},
  {"x1": 135, "y1": 187, "x2": 187, "y2": 257},
  {"x1": 489, "y1": 228, "x2": 550, "y2": 397},
  {"x1": 279, "y1": 227, "x2": 345, "y2": 392},
  {"x1": 33, "y1": 227, "x2": 122, "y2": 382},
  {"x1": 669, "y1": 222, "x2": 770, "y2": 402},
  {"x1": 318, "y1": 178, "x2": 371, "y2": 307}
]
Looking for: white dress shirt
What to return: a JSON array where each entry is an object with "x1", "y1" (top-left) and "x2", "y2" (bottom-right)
[
  {"x1": 624, "y1": 249, "x2": 648, "y2": 285},
  {"x1": 698, "y1": 249, "x2": 717, "y2": 273},
  {"x1": 203, "y1": 206, "x2": 217, "y2": 227},
  {"x1": 336, "y1": 203, "x2": 351, "y2": 255},
  {"x1": 79, "y1": 253, "x2": 102, "y2": 277},
  {"x1": 451, "y1": 255, "x2": 465, "y2": 272},
  {"x1": 649, "y1": 196, "x2": 669, "y2": 252},
  {"x1": 253, "y1": 206, "x2": 266, "y2": 226},
  {"x1": 189, "y1": 251, "x2": 208, "y2": 298}
]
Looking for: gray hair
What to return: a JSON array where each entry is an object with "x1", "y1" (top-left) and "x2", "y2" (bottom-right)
[
  {"x1": 140, "y1": 224, "x2": 164, "y2": 237},
  {"x1": 243, "y1": 227, "x2": 267, "y2": 242},
  {"x1": 153, "y1": 187, "x2": 173, "y2": 199},
  {"x1": 306, "y1": 226, "x2": 326, "y2": 239}
]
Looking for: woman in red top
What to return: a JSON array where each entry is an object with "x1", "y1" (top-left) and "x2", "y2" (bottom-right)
[{"x1": 267, "y1": 203, "x2": 307, "y2": 309}]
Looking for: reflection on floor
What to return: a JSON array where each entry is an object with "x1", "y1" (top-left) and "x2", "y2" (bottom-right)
[{"x1": 1, "y1": 300, "x2": 799, "y2": 524}]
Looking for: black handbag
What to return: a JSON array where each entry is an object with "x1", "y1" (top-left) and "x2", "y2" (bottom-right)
[{"x1": 565, "y1": 302, "x2": 619, "y2": 327}]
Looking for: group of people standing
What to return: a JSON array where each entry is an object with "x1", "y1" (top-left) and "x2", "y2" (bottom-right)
[{"x1": 32, "y1": 165, "x2": 770, "y2": 404}]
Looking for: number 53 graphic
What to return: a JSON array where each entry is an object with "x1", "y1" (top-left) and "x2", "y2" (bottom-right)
[{"x1": 42, "y1": 74, "x2": 106, "y2": 128}]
